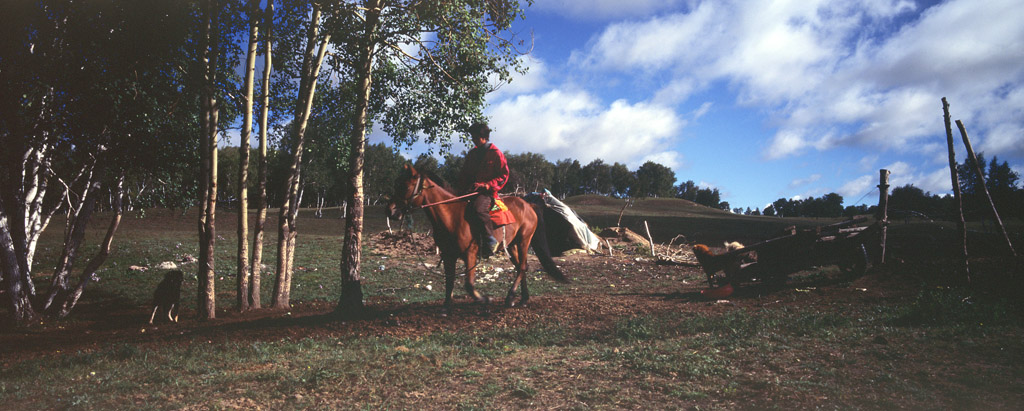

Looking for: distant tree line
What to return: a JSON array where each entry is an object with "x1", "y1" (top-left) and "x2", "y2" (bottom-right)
[
  {"x1": 216, "y1": 141, "x2": 1024, "y2": 223},
  {"x1": 745, "y1": 153, "x2": 1022, "y2": 220},
  {"x1": 762, "y1": 193, "x2": 845, "y2": 218},
  {"x1": 212, "y1": 142, "x2": 731, "y2": 210},
  {"x1": 357, "y1": 144, "x2": 730, "y2": 209}
]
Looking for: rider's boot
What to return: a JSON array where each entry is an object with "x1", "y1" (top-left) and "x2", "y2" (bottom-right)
[{"x1": 481, "y1": 234, "x2": 499, "y2": 258}]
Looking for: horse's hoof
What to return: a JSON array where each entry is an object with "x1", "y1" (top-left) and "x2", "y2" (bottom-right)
[{"x1": 504, "y1": 296, "x2": 516, "y2": 307}]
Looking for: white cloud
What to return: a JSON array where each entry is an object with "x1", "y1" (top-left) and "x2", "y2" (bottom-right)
[
  {"x1": 641, "y1": 151, "x2": 684, "y2": 172},
  {"x1": 576, "y1": 2, "x2": 718, "y2": 72},
  {"x1": 790, "y1": 174, "x2": 822, "y2": 188},
  {"x1": 838, "y1": 162, "x2": 952, "y2": 203},
  {"x1": 692, "y1": 102, "x2": 713, "y2": 120},
  {"x1": 487, "y1": 89, "x2": 684, "y2": 169},
  {"x1": 765, "y1": 129, "x2": 809, "y2": 159},
  {"x1": 858, "y1": 154, "x2": 879, "y2": 171},
  {"x1": 572, "y1": 0, "x2": 1024, "y2": 163},
  {"x1": 488, "y1": 56, "x2": 549, "y2": 100},
  {"x1": 917, "y1": 167, "x2": 953, "y2": 194},
  {"x1": 652, "y1": 78, "x2": 701, "y2": 107},
  {"x1": 838, "y1": 175, "x2": 874, "y2": 202},
  {"x1": 884, "y1": 161, "x2": 952, "y2": 194}
]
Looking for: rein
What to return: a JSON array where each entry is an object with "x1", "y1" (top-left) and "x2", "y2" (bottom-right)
[
  {"x1": 405, "y1": 174, "x2": 480, "y2": 210},
  {"x1": 416, "y1": 192, "x2": 479, "y2": 209}
]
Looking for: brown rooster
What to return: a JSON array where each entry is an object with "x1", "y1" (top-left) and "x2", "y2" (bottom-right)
[{"x1": 692, "y1": 243, "x2": 756, "y2": 286}]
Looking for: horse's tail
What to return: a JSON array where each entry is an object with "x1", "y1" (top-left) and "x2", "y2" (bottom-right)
[{"x1": 528, "y1": 201, "x2": 570, "y2": 284}]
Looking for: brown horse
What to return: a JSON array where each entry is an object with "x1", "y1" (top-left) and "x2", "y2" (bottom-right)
[{"x1": 385, "y1": 164, "x2": 568, "y2": 311}]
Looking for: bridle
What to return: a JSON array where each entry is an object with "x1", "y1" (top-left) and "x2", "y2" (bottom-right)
[
  {"x1": 407, "y1": 174, "x2": 428, "y2": 204},
  {"x1": 398, "y1": 174, "x2": 478, "y2": 214}
]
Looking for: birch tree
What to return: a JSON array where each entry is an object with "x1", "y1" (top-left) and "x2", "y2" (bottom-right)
[
  {"x1": 249, "y1": 1, "x2": 275, "y2": 310},
  {"x1": 272, "y1": 2, "x2": 332, "y2": 308},
  {"x1": 235, "y1": 0, "x2": 262, "y2": 312},
  {"x1": 196, "y1": 0, "x2": 242, "y2": 320}
]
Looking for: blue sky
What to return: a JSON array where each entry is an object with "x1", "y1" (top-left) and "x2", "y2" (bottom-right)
[{"x1": 387, "y1": 0, "x2": 1024, "y2": 210}]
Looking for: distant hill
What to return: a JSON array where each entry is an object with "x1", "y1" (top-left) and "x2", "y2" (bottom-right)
[{"x1": 561, "y1": 195, "x2": 836, "y2": 245}]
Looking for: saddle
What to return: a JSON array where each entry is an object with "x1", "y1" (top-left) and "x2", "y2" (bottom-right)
[{"x1": 489, "y1": 198, "x2": 515, "y2": 226}]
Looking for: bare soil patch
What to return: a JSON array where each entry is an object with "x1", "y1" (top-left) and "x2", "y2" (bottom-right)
[
  {"x1": 3, "y1": 223, "x2": 1023, "y2": 409},
  {"x1": 0, "y1": 239, "x2": 905, "y2": 363}
]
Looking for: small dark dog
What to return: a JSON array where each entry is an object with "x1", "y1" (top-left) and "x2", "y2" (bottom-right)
[{"x1": 149, "y1": 270, "x2": 183, "y2": 324}]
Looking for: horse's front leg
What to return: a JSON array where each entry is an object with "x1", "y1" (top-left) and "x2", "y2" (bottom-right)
[
  {"x1": 464, "y1": 250, "x2": 490, "y2": 305},
  {"x1": 442, "y1": 255, "x2": 457, "y2": 314},
  {"x1": 505, "y1": 274, "x2": 528, "y2": 307}
]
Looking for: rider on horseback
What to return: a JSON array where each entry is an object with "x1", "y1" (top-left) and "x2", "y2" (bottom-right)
[{"x1": 458, "y1": 122, "x2": 509, "y2": 258}]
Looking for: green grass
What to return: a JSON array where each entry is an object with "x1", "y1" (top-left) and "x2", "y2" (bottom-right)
[
  {"x1": 887, "y1": 286, "x2": 1022, "y2": 329},
  {"x1": 4, "y1": 296, "x2": 1022, "y2": 409},
  {"x1": 7, "y1": 203, "x2": 1024, "y2": 409}
]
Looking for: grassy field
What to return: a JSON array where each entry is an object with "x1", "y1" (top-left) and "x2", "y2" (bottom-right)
[{"x1": 2, "y1": 198, "x2": 1023, "y2": 409}]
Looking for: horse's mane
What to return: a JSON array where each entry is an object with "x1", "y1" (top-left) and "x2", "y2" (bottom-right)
[{"x1": 402, "y1": 165, "x2": 454, "y2": 192}]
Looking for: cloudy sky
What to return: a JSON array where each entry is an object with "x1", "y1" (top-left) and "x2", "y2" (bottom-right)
[{"x1": 378, "y1": 0, "x2": 1024, "y2": 210}]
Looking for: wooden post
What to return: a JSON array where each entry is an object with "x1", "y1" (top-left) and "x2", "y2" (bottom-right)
[
  {"x1": 876, "y1": 169, "x2": 890, "y2": 264},
  {"x1": 644, "y1": 220, "x2": 655, "y2": 257},
  {"x1": 942, "y1": 98, "x2": 970, "y2": 282},
  {"x1": 956, "y1": 120, "x2": 1017, "y2": 258}
]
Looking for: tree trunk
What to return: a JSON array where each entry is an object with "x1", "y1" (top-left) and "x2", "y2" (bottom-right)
[
  {"x1": 198, "y1": 95, "x2": 211, "y2": 319},
  {"x1": 58, "y1": 175, "x2": 125, "y2": 318},
  {"x1": 23, "y1": 142, "x2": 53, "y2": 286},
  {"x1": 202, "y1": 108, "x2": 219, "y2": 320},
  {"x1": 272, "y1": 5, "x2": 330, "y2": 308},
  {"x1": 0, "y1": 208, "x2": 36, "y2": 326},
  {"x1": 197, "y1": 0, "x2": 221, "y2": 320},
  {"x1": 41, "y1": 166, "x2": 100, "y2": 313},
  {"x1": 236, "y1": 0, "x2": 260, "y2": 312},
  {"x1": 26, "y1": 143, "x2": 94, "y2": 300},
  {"x1": 337, "y1": 0, "x2": 381, "y2": 316},
  {"x1": 249, "y1": 1, "x2": 273, "y2": 310}
]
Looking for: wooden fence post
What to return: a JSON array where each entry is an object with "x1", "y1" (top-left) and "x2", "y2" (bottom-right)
[
  {"x1": 644, "y1": 220, "x2": 655, "y2": 257},
  {"x1": 942, "y1": 97, "x2": 970, "y2": 282},
  {"x1": 877, "y1": 169, "x2": 890, "y2": 264},
  {"x1": 956, "y1": 119, "x2": 1017, "y2": 258}
]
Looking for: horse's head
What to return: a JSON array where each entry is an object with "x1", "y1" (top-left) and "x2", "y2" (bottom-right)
[{"x1": 385, "y1": 163, "x2": 426, "y2": 219}]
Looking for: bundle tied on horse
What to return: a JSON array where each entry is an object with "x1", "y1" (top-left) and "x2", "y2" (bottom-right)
[{"x1": 386, "y1": 164, "x2": 569, "y2": 311}]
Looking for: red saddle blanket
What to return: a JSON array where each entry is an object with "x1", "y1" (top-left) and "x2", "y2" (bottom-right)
[{"x1": 490, "y1": 198, "x2": 515, "y2": 226}]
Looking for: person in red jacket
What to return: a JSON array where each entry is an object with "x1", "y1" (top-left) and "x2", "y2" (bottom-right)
[{"x1": 458, "y1": 122, "x2": 509, "y2": 257}]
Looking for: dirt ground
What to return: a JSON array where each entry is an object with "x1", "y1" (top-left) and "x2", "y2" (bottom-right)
[
  {"x1": 2, "y1": 229, "x2": 1022, "y2": 409},
  {"x1": 0, "y1": 230, "x2": 908, "y2": 362}
]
